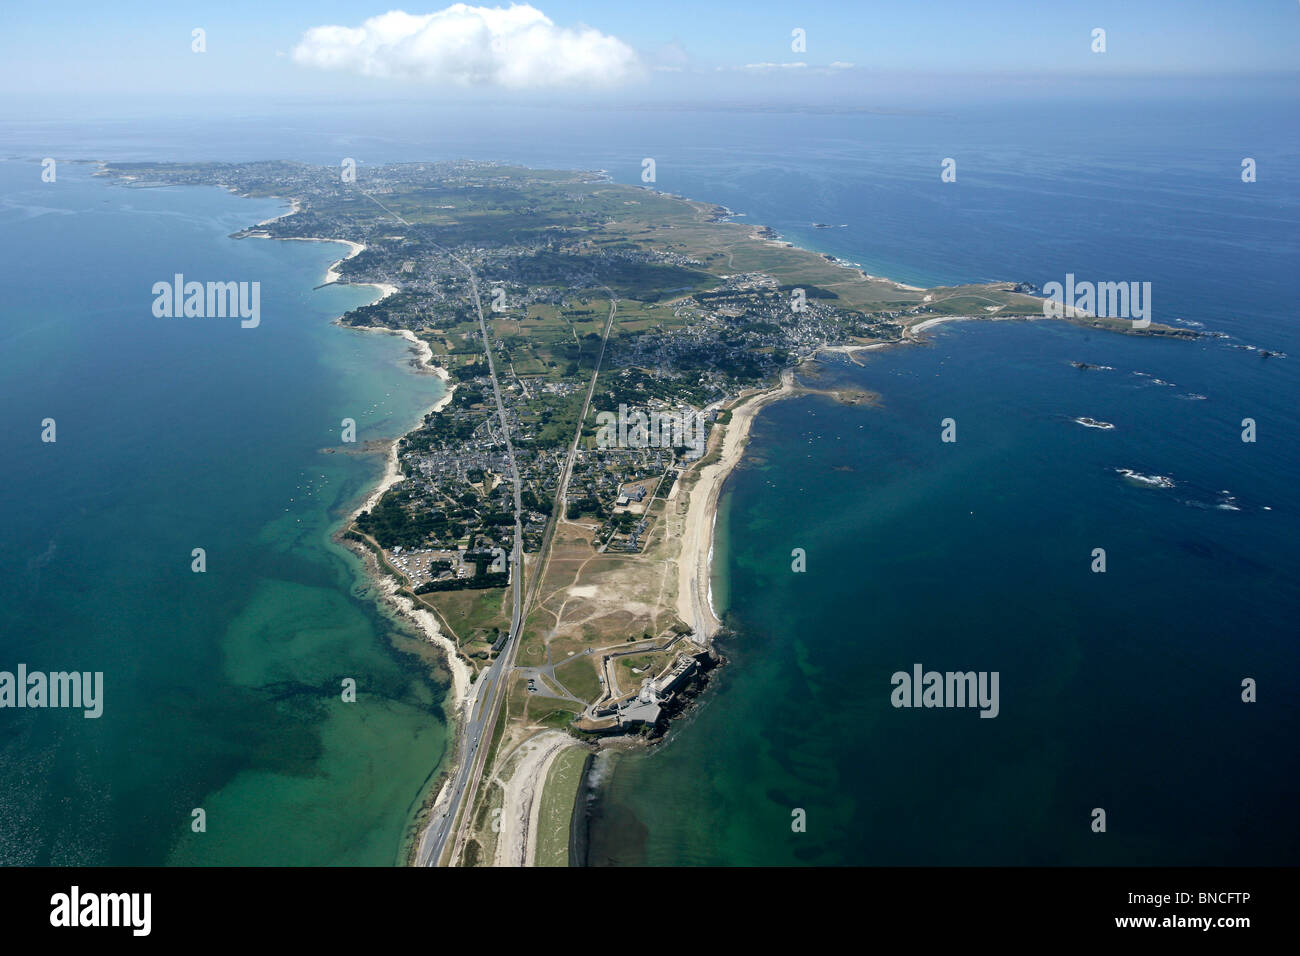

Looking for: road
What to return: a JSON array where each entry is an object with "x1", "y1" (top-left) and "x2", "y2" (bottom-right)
[
  {"x1": 419, "y1": 285, "x2": 617, "y2": 866},
  {"x1": 524, "y1": 283, "x2": 618, "y2": 596},
  {"x1": 416, "y1": 256, "x2": 524, "y2": 868},
  {"x1": 556, "y1": 285, "x2": 617, "y2": 519},
  {"x1": 427, "y1": 285, "x2": 617, "y2": 866},
  {"x1": 359, "y1": 192, "x2": 619, "y2": 865},
  {"x1": 352, "y1": 189, "x2": 528, "y2": 868}
]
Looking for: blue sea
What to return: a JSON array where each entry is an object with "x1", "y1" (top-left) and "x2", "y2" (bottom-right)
[
  {"x1": 0, "y1": 163, "x2": 450, "y2": 864},
  {"x1": 1, "y1": 84, "x2": 1296, "y2": 864}
]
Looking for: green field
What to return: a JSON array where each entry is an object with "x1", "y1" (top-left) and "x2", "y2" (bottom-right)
[
  {"x1": 554, "y1": 655, "x2": 604, "y2": 702},
  {"x1": 534, "y1": 746, "x2": 589, "y2": 867}
]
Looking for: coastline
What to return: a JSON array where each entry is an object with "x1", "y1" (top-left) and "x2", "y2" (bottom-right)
[
  {"x1": 746, "y1": 225, "x2": 926, "y2": 292},
  {"x1": 101, "y1": 172, "x2": 470, "y2": 863},
  {"x1": 249, "y1": 227, "x2": 445, "y2": 526},
  {"x1": 675, "y1": 316, "x2": 1013, "y2": 646},
  {"x1": 231, "y1": 194, "x2": 470, "y2": 868},
  {"x1": 253, "y1": 197, "x2": 302, "y2": 228},
  {"x1": 340, "y1": 326, "x2": 452, "y2": 516},
  {"x1": 272, "y1": 236, "x2": 401, "y2": 301},
  {"x1": 74, "y1": 140, "x2": 1258, "y2": 872},
  {"x1": 269, "y1": 226, "x2": 470, "y2": 861},
  {"x1": 213, "y1": 174, "x2": 1132, "y2": 869},
  {"x1": 336, "y1": 332, "x2": 463, "y2": 704},
  {"x1": 675, "y1": 368, "x2": 799, "y2": 642},
  {"x1": 323, "y1": 277, "x2": 472, "y2": 865},
  {"x1": 83, "y1": 161, "x2": 1222, "y2": 868},
  {"x1": 261, "y1": 207, "x2": 1087, "y2": 872}
]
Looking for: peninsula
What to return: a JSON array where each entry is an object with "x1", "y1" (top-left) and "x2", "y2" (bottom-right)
[{"x1": 97, "y1": 159, "x2": 1193, "y2": 868}]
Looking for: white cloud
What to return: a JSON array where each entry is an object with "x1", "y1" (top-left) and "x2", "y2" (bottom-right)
[
  {"x1": 829, "y1": 61, "x2": 855, "y2": 70},
  {"x1": 741, "y1": 62, "x2": 808, "y2": 71},
  {"x1": 292, "y1": 4, "x2": 643, "y2": 88}
]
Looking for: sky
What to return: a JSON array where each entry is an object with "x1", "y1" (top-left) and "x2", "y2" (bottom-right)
[{"x1": 1, "y1": 0, "x2": 1296, "y2": 106}]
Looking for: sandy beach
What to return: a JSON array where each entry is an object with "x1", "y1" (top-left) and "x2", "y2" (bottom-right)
[
  {"x1": 323, "y1": 239, "x2": 364, "y2": 284},
  {"x1": 676, "y1": 316, "x2": 1001, "y2": 643},
  {"x1": 675, "y1": 368, "x2": 797, "y2": 642},
  {"x1": 254, "y1": 194, "x2": 1053, "y2": 868},
  {"x1": 253, "y1": 197, "x2": 301, "y2": 227},
  {"x1": 909, "y1": 314, "x2": 981, "y2": 336},
  {"x1": 816, "y1": 314, "x2": 1036, "y2": 362},
  {"x1": 273, "y1": 236, "x2": 400, "y2": 303},
  {"x1": 492, "y1": 732, "x2": 575, "y2": 867},
  {"x1": 348, "y1": 339, "x2": 452, "y2": 518},
  {"x1": 908, "y1": 312, "x2": 1059, "y2": 338}
]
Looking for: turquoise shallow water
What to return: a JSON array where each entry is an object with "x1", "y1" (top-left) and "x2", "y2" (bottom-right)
[{"x1": 0, "y1": 163, "x2": 450, "y2": 865}]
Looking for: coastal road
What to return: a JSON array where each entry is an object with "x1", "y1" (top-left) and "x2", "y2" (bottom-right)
[{"x1": 358, "y1": 189, "x2": 527, "y2": 869}]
